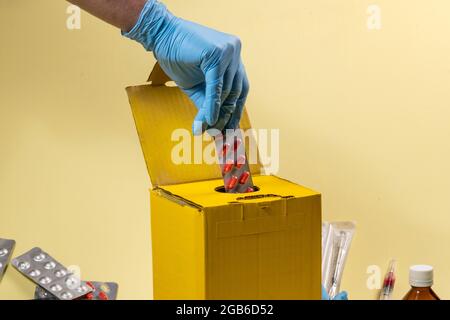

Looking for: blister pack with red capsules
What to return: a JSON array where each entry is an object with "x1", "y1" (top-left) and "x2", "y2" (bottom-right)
[
  {"x1": 214, "y1": 129, "x2": 254, "y2": 193},
  {"x1": 35, "y1": 281, "x2": 118, "y2": 300}
]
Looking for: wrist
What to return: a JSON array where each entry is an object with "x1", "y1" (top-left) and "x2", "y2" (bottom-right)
[{"x1": 122, "y1": 0, "x2": 176, "y2": 52}]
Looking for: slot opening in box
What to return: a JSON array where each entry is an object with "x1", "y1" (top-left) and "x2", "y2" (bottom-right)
[{"x1": 214, "y1": 185, "x2": 260, "y2": 193}]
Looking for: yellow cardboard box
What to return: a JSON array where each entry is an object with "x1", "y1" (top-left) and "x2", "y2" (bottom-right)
[{"x1": 126, "y1": 64, "x2": 321, "y2": 299}]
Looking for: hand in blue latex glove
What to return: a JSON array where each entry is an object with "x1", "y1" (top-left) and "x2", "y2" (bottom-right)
[
  {"x1": 123, "y1": 0, "x2": 249, "y2": 135},
  {"x1": 322, "y1": 286, "x2": 348, "y2": 300}
]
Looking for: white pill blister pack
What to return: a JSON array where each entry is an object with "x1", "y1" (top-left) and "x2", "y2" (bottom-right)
[{"x1": 12, "y1": 247, "x2": 93, "y2": 300}]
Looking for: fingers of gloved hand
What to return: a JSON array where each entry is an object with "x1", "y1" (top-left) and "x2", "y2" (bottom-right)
[
  {"x1": 183, "y1": 84, "x2": 205, "y2": 110},
  {"x1": 193, "y1": 108, "x2": 207, "y2": 136},
  {"x1": 220, "y1": 59, "x2": 240, "y2": 104},
  {"x1": 209, "y1": 104, "x2": 235, "y2": 132},
  {"x1": 334, "y1": 291, "x2": 348, "y2": 300},
  {"x1": 203, "y1": 66, "x2": 224, "y2": 126},
  {"x1": 222, "y1": 62, "x2": 244, "y2": 109},
  {"x1": 226, "y1": 70, "x2": 249, "y2": 130},
  {"x1": 321, "y1": 286, "x2": 349, "y2": 300},
  {"x1": 211, "y1": 66, "x2": 241, "y2": 132}
]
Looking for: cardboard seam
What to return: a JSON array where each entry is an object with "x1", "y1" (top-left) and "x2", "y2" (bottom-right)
[
  {"x1": 154, "y1": 187, "x2": 203, "y2": 211},
  {"x1": 203, "y1": 211, "x2": 209, "y2": 299}
]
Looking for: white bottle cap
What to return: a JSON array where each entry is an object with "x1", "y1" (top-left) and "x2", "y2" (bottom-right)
[{"x1": 409, "y1": 265, "x2": 434, "y2": 287}]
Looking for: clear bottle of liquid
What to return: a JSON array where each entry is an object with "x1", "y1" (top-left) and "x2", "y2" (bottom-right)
[{"x1": 403, "y1": 265, "x2": 440, "y2": 300}]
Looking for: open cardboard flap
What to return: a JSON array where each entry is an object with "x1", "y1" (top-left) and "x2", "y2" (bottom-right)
[{"x1": 126, "y1": 63, "x2": 262, "y2": 187}]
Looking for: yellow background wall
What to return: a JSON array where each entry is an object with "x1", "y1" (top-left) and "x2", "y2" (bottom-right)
[{"x1": 1, "y1": 0, "x2": 450, "y2": 299}]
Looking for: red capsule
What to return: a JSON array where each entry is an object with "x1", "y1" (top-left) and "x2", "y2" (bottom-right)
[
  {"x1": 236, "y1": 155, "x2": 246, "y2": 169},
  {"x1": 86, "y1": 281, "x2": 95, "y2": 291},
  {"x1": 223, "y1": 159, "x2": 234, "y2": 174},
  {"x1": 246, "y1": 187, "x2": 254, "y2": 193},
  {"x1": 85, "y1": 293, "x2": 94, "y2": 300},
  {"x1": 239, "y1": 171, "x2": 250, "y2": 184},
  {"x1": 99, "y1": 291, "x2": 109, "y2": 300},
  {"x1": 234, "y1": 138, "x2": 242, "y2": 151},
  {"x1": 226, "y1": 176, "x2": 238, "y2": 190},
  {"x1": 221, "y1": 143, "x2": 230, "y2": 157}
]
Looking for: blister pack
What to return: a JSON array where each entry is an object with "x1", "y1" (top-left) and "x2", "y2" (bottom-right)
[
  {"x1": 12, "y1": 247, "x2": 93, "y2": 300},
  {"x1": 214, "y1": 130, "x2": 254, "y2": 193},
  {"x1": 35, "y1": 281, "x2": 119, "y2": 300},
  {"x1": 0, "y1": 238, "x2": 15, "y2": 282}
]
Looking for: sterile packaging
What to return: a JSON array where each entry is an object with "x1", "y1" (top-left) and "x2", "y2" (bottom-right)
[
  {"x1": 322, "y1": 221, "x2": 355, "y2": 299},
  {"x1": 12, "y1": 247, "x2": 93, "y2": 300},
  {"x1": 125, "y1": 63, "x2": 322, "y2": 299},
  {"x1": 321, "y1": 222, "x2": 329, "y2": 259},
  {"x1": 0, "y1": 238, "x2": 15, "y2": 282},
  {"x1": 35, "y1": 281, "x2": 119, "y2": 300}
]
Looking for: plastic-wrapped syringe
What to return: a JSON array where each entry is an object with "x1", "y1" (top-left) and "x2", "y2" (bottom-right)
[{"x1": 322, "y1": 221, "x2": 355, "y2": 299}]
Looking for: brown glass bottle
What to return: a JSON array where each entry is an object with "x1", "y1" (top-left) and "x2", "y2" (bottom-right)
[
  {"x1": 403, "y1": 265, "x2": 440, "y2": 300},
  {"x1": 403, "y1": 286, "x2": 440, "y2": 300}
]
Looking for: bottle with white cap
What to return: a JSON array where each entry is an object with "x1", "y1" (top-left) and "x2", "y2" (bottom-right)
[{"x1": 403, "y1": 265, "x2": 440, "y2": 300}]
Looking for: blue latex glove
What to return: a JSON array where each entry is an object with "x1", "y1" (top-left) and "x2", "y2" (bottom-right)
[
  {"x1": 322, "y1": 286, "x2": 348, "y2": 300},
  {"x1": 123, "y1": 0, "x2": 249, "y2": 135}
]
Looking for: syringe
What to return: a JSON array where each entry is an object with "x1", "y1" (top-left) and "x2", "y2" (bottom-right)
[{"x1": 379, "y1": 259, "x2": 396, "y2": 300}]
